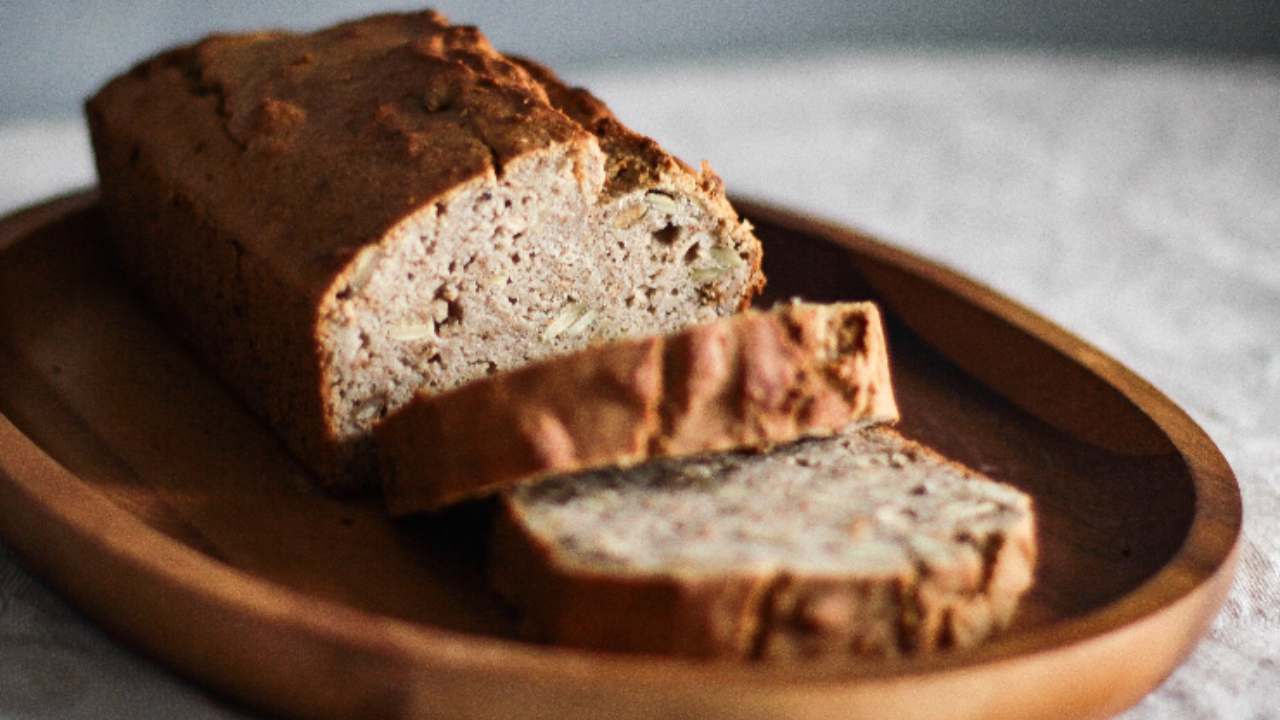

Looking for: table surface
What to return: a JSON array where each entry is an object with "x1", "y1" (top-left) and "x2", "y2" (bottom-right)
[{"x1": 2, "y1": 49, "x2": 1278, "y2": 720}]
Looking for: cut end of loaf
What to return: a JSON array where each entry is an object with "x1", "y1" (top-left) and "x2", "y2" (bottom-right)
[
  {"x1": 317, "y1": 141, "x2": 761, "y2": 489},
  {"x1": 497, "y1": 427, "x2": 1036, "y2": 659}
]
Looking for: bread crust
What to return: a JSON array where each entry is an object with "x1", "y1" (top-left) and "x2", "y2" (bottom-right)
[
  {"x1": 85, "y1": 11, "x2": 763, "y2": 487},
  {"x1": 491, "y1": 428, "x2": 1037, "y2": 659},
  {"x1": 377, "y1": 302, "x2": 898, "y2": 514}
]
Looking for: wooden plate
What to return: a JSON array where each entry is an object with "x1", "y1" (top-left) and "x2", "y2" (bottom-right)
[{"x1": 0, "y1": 190, "x2": 1240, "y2": 720}]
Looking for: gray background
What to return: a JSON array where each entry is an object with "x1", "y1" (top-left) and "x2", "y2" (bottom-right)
[{"x1": 2, "y1": 0, "x2": 1280, "y2": 120}]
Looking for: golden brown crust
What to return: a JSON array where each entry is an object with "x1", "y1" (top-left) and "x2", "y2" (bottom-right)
[
  {"x1": 91, "y1": 12, "x2": 590, "y2": 298},
  {"x1": 491, "y1": 428, "x2": 1038, "y2": 660},
  {"x1": 377, "y1": 302, "x2": 898, "y2": 515},
  {"x1": 85, "y1": 10, "x2": 764, "y2": 486}
]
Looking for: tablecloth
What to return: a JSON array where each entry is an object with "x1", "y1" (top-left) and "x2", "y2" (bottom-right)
[{"x1": 2, "y1": 50, "x2": 1277, "y2": 719}]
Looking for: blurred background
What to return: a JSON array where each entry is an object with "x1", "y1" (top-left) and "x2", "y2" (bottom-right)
[{"x1": 2, "y1": 0, "x2": 1279, "y2": 120}]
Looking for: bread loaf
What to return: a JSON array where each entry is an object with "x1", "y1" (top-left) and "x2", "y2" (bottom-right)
[
  {"x1": 85, "y1": 10, "x2": 764, "y2": 489},
  {"x1": 378, "y1": 301, "x2": 898, "y2": 514},
  {"x1": 493, "y1": 427, "x2": 1036, "y2": 659}
]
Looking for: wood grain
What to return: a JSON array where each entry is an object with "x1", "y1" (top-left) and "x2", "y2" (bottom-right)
[{"x1": 0, "y1": 191, "x2": 1241, "y2": 720}]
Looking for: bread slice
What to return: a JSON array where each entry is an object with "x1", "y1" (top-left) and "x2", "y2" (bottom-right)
[
  {"x1": 377, "y1": 301, "x2": 897, "y2": 514},
  {"x1": 493, "y1": 427, "x2": 1036, "y2": 659},
  {"x1": 85, "y1": 10, "x2": 763, "y2": 489}
]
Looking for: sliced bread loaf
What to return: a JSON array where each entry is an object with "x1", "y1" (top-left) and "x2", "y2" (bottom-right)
[
  {"x1": 85, "y1": 10, "x2": 763, "y2": 489},
  {"x1": 493, "y1": 427, "x2": 1036, "y2": 659},
  {"x1": 377, "y1": 301, "x2": 897, "y2": 514}
]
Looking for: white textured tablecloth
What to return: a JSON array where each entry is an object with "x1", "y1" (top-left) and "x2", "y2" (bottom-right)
[{"x1": 2, "y1": 50, "x2": 1278, "y2": 719}]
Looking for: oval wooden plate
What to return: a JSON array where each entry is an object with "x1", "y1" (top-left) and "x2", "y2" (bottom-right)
[{"x1": 0, "y1": 191, "x2": 1240, "y2": 720}]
